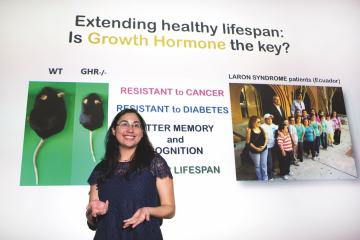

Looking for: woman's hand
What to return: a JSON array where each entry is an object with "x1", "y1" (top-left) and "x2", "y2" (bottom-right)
[
  {"x1": 256, "y1": 145, "x2": 265, "y2": 152},
  {"x1": 281, "y1": 149, "x2": 286, "y2": 157},
  {"x1": 123, "y1": 207, "x2": 150, "y2": 229},
  {"x1": 86, "y1": 199, "x2": 109, "y2": 218}
]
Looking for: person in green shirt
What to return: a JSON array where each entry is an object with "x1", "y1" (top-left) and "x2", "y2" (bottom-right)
[
  {"x1": 310, "y1": 115, "x2": 321, "y2": 158},
  {"x1": 320, "y1": 115, "x2": 328, "y2": 149},
  {"x1": 303, "y1": 118, "x2": 316, "y2": 160},
  {"x1": 294, "y1": 116, "x2": 305, "y2": 162}
]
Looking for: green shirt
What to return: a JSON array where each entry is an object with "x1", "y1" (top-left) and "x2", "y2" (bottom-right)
[
  {"x1": 295, "y1": 124, "x2": 305, "y2": 142},
  {"x1": 310, "y1": 121, "x2": 320, "y2": 136},
  {"x1": 321, "y1": 120, "x2": 327, "y2": 132}
]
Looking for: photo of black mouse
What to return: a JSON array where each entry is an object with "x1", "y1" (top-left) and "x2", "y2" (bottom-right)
[
  {"x1": 80, "y1": 93, "x2": 104, "y2": 162},
  {"x1": 29, "y1": 86, "x2": 67, "y2": 184}
]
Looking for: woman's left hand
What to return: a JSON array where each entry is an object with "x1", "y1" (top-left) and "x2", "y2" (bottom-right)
[
  {"x1": 123, "y1": 207, "x2": 150, "y2": 229},
  {"x1": 258, "y1": 145, "x2": 265, "y2": 152}
]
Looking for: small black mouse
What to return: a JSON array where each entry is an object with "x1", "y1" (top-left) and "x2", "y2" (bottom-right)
[
  {"x1": 80, "y1": 93, "x2": 104, "y2": 131},
  {"x1": 29, "y1": 86, "x2": 67, "y2": 184},
  {"x1": 80, "y1": 93, "x2": 104, "y2": 162}
]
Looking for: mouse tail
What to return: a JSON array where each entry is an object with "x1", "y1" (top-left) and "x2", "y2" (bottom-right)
[
  {"x1": 33, "y1": 138, "x2": 44, "y2": 185},
  {"x1": 90, "y1": 131, "x2": 96, "y2": 162}
]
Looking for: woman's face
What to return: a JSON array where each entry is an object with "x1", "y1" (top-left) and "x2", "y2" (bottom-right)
[
  {"x1": 282, "y1": 126, "x2": 289, "y2": 134},
  {"x1": 253, "y1": 118, "x2": 261, "y2": 128},
  {"x1": 332, "y1": 112, "x2": 337, "y2": 117},
  {"x1": 112, "y1": 113, "x2": 144, "y2": 150},
  {"x1": 304, "y1": 119, "x2": 309, "y2": 126}
]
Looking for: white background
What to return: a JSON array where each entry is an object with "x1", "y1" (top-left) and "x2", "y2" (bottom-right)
[{"x1": 0, "y1": 0, "x2": 360, "y2": 239}]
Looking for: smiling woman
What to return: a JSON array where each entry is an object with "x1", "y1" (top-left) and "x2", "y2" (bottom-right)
[{"x1": 86, "y1": 109, "x2": 175, "y2": 240}]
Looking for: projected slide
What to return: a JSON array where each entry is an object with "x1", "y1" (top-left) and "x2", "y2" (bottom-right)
[{"x1": 230, "y1": 83, "x2": 357, "y2": 181}]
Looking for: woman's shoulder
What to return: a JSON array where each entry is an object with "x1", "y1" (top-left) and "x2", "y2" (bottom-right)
[
  {"x1": 150, "y1": 153, "x2": 173, "y2": 179},
  {"x1": 277, "y1": 131, "x2": 285, "y2": 137},
  {"x1": 87, "y1": 160, "x2": 114, "y2": 185},
  {"x1": 150, "y1": 153, "x2": 169, "y2": 169},
  {"x1": 88, "y1": 162, "x2": 104, "y2": 185}
]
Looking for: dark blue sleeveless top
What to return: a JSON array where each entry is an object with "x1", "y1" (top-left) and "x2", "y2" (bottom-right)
[{"x1": 88, "y1": 154, "x2": 172, "y2": 240}]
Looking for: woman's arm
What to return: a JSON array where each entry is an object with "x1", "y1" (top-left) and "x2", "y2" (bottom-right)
[
  {"x1": 86, "y1": 185, "x2": 109, "y2": 227},
  {"x1": 123, "y1": 176, "x2": 175, "y2": 229},
  {"x1": 277, "y1": 134, "x2": 286, "y2": 156},
  {"x1": 150, "y1": 177, "x2": 175, "y2": 218},
  {"x1": 263, "y1": 128, "x2": 268, "y2": 147},
  {"x1": 245, "y1": 127, "x2": 251, "y2": 145}
]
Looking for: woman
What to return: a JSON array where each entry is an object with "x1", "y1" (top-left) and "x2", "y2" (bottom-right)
[
  {"x1": 309, "y1": 108, "x2": 320, "y2": 122},
  {"x1": 294, "y1": 109, "x2": 302, "y2": 120},
  {"x1": 303, "y1": 118, "x2": 316, "y2": 160},
  {"x1": 86, "y1": 109, "x2": 175, "y2": 240},
  {"x1": 325, "y1": 114, "x2": 334, "y2": 147},
  {"x1": 287, "y1": 116, "x2": 300, "y2": 166},
  {"x1": 332, "y1": 111, "x2": 342, "y2": 145},
  {"x1": 246, "y1": 116, "x2": 268, "y2": 181},
  {"x1": 320, "y1": 114, "x2": 328, "y2": 149},
  {"x1": 310, "y1": 114, "x2": 321, "y2": 158},
  {"x1": 277, "y1": 123, "x2": 294, "y2": 180},
  {"x1": 294, "y1": 116, "x2": 305, "y2": 162}
]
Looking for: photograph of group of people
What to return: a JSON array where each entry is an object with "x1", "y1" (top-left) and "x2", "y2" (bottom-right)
[{"x1": 230, "y1": 83, "x2": 357, "y2": 181}]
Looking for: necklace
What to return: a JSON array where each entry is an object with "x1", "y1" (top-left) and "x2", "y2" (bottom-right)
[{"x1": 119, "y1": 159, "x2": 131, "y2": 163}]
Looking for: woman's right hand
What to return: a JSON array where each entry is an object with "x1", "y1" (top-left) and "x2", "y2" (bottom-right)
[
  {"x1": 255, "y1": 145, "x2": 265, "y2": 152},
  {"x1": 86, "y1": 199, "x2": 109, "y2": 218}
]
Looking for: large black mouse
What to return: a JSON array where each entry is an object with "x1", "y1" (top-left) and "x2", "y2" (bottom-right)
[
  {"x1": 29, "y1": 87, "x2": 67, "y2": 138},
  {"x1": 28, "y1": 86, "x2": 67, "y2": 184},
  {"x1": 80, "y1": 93, "x2": 104, "y2": 162}
]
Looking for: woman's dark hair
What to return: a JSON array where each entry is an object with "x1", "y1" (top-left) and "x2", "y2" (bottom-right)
[
  {"x1": 278, "y1": 122, "x2": 286, "y2": 131},
  {"x1": 96, "y1": 108, "x2": 155, "y2": 182},
  {"x1": 248, "y1": 115, "x2": 259, "y2": 129},
  {"x1": 308, "y1": 108, "x2": 317, "y2": 119}
]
